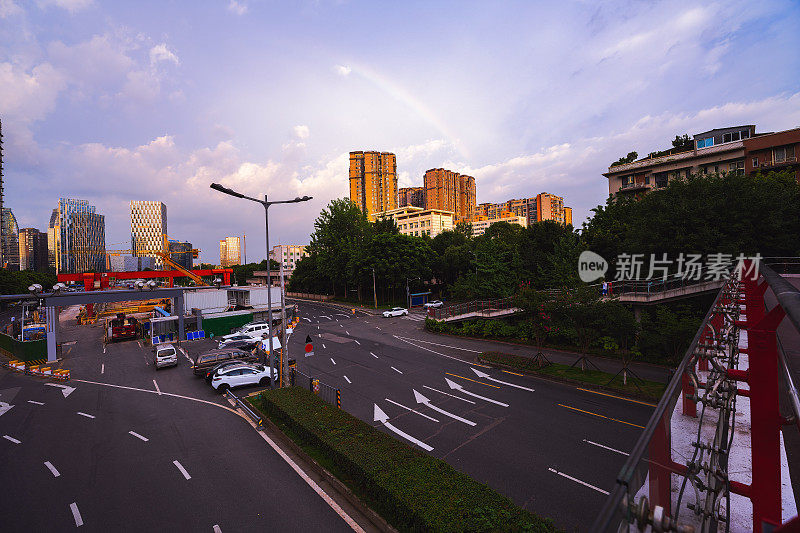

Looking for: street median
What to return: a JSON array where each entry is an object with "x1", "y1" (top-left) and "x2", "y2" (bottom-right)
[{"x1": 248, "y1": 386, "x2": 559, "y2": 532}]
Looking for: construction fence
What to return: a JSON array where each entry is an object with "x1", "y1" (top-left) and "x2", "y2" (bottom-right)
[{"x1": 289, "y1": 366, "x2": 341, "y2": 409}]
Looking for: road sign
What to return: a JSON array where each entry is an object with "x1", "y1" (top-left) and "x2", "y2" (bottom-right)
[{"x1": 304, "y1": 334, "x2": 314, "y2": 357}]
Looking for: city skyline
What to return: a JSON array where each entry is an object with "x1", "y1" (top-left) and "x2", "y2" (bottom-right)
[{"x1": 0, "y1": 1, "x2": 798, "y2": 264}]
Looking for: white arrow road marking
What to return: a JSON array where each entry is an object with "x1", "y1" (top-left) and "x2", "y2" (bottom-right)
[
  {"x1": 548, "y1": 467, "x2": 609, "y2": 495},
  {"x1": 391, "y1": 366, "x2": 403, "y2": 374},
  {"x1": 583, "y1": 439, "x2": 629, "y2": 456},
  {"x1": 45, "y1": 382, "x2": 76, "y2": 398},
  {"x1": 422, "y1": 385, "x2": 475, "y2": 404},
  {"x1": 330, "y1": 358, "x2": 336, "y2": 365},
  {"x1": 129, "y1": 431, "x2": 149, "y2": 442},
  {"x1": 3, "y1": 435, "x2": 21, "y2": 444},
  {"x1": 0, "y1": 401, "x2": 13, "y2": 417},
  {"x1": 470, "y1": 368, "x2": 535, "y2": 392},
  {"x1": 412, "y1": 390, "x2": 476, "y2": 426},
  {"x1": 173, "y1": 460, "x2": 191, "y2": 480},
  {"x1": 44, "y1": 461, "x2": 60, "y2": 477},
  {"x1": 320, "y1": 315, "x2": 332, "y2": 320},
  {"x1": 444, "y1": 378, "x2": 508, "y2": 407},
  {"x1": 27, "y1": 400, "x2": 44, "y2": 405},
  {"x1": 70, "y1": 502, "x2": 84, "y2": 527},
  {"x1": 370, "y1": 352, "x2": 378, "y2": 359},
  {"x1": 77, "y1": 412, "x2": 95, "y2": 419},
  {"x1": 303, "y1": 317, "x2": 311, "y2": 322},
  {"x1": 213, "y1": 525, "x2": 222, "y2": 533},
  {"x1": 385, "y1": 398, "x2": 439, "y2": 422},
  {"x1": 373, "y1": 404, "x2": 433, "y2": 451},
  {"x1": 344, "y1": 375, "x2": 351, "y2": 384},
  {"x1": 345, "y1": 330, "x2": 350, "y2": 335}
]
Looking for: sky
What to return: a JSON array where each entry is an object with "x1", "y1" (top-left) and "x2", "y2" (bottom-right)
[{"x1": 1, "y1": 0, "x2": 799, "y2": 264}]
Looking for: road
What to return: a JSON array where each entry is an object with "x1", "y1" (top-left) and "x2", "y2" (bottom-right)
[
  {"x1": 0, "y1": 307, "x2": 359, "y2": 532},
  {"x1": 287, "y1": 300, "x2": 655, "y2": 531}
]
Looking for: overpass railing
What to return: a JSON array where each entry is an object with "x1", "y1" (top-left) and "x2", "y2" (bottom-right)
[
  {"x1": 427, "y1": 297, "x2": 516, "y2": 320},
  {"x1": 592, "y1": 261, "x2": 800, "y2": 532}
]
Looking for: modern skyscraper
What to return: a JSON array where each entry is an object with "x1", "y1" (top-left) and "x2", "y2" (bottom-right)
[
  {"x1": 47, "y1": 208, "x2": 59, "y2": 271},
  {"x1": 18, "y1": 228, "x2": 48, "y2": 271},
  {"x1": 130, "y1": 201, "x2": 168, "y2": 269},
  {"x1": 349, "y1": 151, "x2": 397, "y2": 220},
  {"x1": 220, "y1": 236, "x2": 241, "y2": 267},
  {"x1": 423, "y1": 168, "x2": 476, "y2": 222},
  {"x1": 55, "y1": 198, "x2": 106, "y2": 274},
  {"x1": 1, "y1": 207, "x2": 19, "y2": 270},
  {"x1": 398, "y1": 187, "x2": 425, "y2": 208},
  {"x1": 169, "y1": 240, "x2": 193, "y2": 270},
  {"x1": 0, "y1": 119, "x2": 4, "y2": 269}
]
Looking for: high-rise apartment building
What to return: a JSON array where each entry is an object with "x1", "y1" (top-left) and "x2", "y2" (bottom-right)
[
  {"x1": 349, "y1": 151, "x2": 398, "y2": 220},
  {"x1": 131, "y1": 201, "x2": 167, "y2": 269},
  {"x1": 1, "y1": 207, "x2": 19, "y2": 270},
  {"x1": 54, "y1": 198, "x2": 106, "y2": 274},
  {"x1": 220, "y1": 237, "x2": 241, "y2": 267},
  {"x1": 47, "y1": 209, "x2": 59, "y2": 271},
  {"x1": 169, "y1": 240, "x2": 194, "y2": 270},
  {"x1": 536, "y1": 193, "x2": 570, "y2": 225},
  {"x1": 423, "y1": 168, "x2": 476, "y2": 222},
  {"x1": 398, "y1": 187, "x2": 425, "y2": 209},
  {"x1": 475, "y1": 194, "x2": 571, "y2": 226},
  {"x1": 18, "y1": 228, "x2": 48, "y2": 271}
]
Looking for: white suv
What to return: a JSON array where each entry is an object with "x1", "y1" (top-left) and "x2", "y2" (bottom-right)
[
  {"x1": 154, "y1": 344, "x2": 178, "y2": 369},
  {"x1": 219, "y1": 322, "x2": 270, "y2": 344},
  {"x1": 211, "y1": 363, "x2": 276, "y2": 392},
  {"x1": 383, "y1": 307, "x2": 408, "y2": 318},
  {"x1": 423, "y1": 300, "x2": 443, "y2": 309}
]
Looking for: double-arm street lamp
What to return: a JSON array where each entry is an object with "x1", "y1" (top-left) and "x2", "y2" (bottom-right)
[{"x1": 210, "y1": 183, "x2": 312, "y2": 389}]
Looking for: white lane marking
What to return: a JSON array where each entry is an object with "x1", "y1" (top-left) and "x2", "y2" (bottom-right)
[
  {"x1": 444, "y1": 378, "x2": 508, "y2": 407},
  {"x1": 470, "y1": 368, "x2": 535, "y2": 392},
  {"x1": 247, "y1": 412, "x2": 366, "y2": 532},
  {"x1": 335, "y1": 313, "x2": 350, "y2": 318},
  {"x1": 412, "y1": 390, "x2": 476, "y2": 426},
  {"x1": 0, "y1": 401, "x2": 13, "y2": 416},
  {"x1": 344, "y1": 375, "x2": 351, "y2": 384},
  {"x1": 129, "y1": 431, "x2": 149, "y2": 442},
  {"x1": 153, "y1": 379, "x2": 161, "y2": 395},
  {"x1": 390, "y1": 366, "x2": 403, "y2": 374},
  {"x1": 77, "y1": 411, "x2": 95, "y2": 419},
  {"x1": 548, "y1": 467, "x2": 609, "y2": 495},
  {"x1": 213, "y1": 526, "x2": 222, "y2": 533},
  {"x1": 384, "y1": 398, "x2": 439, "y2": 422},
  {"x1": 101, "y1": 363, "x2": 104, "y2": 374},
  {"x1": 370, "y1": 352, "x2": 378, "y2": 359},
  {"x1": 319, "y1": 315, "x2": 332, "y2": 320},
  {"x1": 354, "y1": 340, "x2": 360, "y2": 345},
  {"x1": 303, "y1": 317, "x2": 311, "y2": 322},
  {"x1": 322, "y1": 344, "x2": 326, "y2": 349},
  {"x1": 422, "y1": 385, "x2": 476, "y2": 404},
  {"x1": 45, "y1": 382, "x2": 76, "y2": 398},
  {"x1": 396, "y1": 336, "x2": 482, "y2": 353},
  {"x1": 583, "y1": 439, "x2": 629, "y2": 456},
  {"x1": 179, "y1": 346, "x2": 193, "y2": 364},
  {"x1": 3, "y1": 435, "x2": 21, "y2": 444},
  {"x1": 27, "y1": 400, "x2": 45, "y2": 405},
  {"x1": 173, "y1": 460, "x2": 191, "y2": 480},
  {"x1": 70, "y1": 502, "x2": 84, "y2": 527},
  {"x1": 330, "y1": 358, "x2": 336, "y2": 365},
  {"x1": 339, "y1": 324, "x2": 343, "y2": 328},
  {"x1": 138, "y1": 340, "x2": 143, "y2": 348},
  {"x1": 345, "y1": 330, "x2": 350, "y2": 335},
  {"x1": 374, "y1": 404, "x2": 433, "y2": 452},
  {"x1": 393, "y1": 335, "x2": 471, "y2": 365},
  {"x1": 73, "y1": 379, "x2": 242, "y2": 417},
  {"x1": 376, "y1": 327, "x2": 381, "y2": 330},
  {"x1": 44, "y1": 461, "x2": 60, "y2": 477},
  {"x1": 103, "y1": 345, "x2": 106, "y2": 354}
]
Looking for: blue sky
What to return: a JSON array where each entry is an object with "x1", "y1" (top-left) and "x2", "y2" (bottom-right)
[{"x1": 1, "y1": 0, "x2": 799, "y2": 263}]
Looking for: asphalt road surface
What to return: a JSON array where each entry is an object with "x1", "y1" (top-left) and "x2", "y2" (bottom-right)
[{"x1": 288, "y1": 300, "x2": 655, "y2": 531}]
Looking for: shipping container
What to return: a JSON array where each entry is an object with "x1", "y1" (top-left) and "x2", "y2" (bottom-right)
[{"x1": 184, "y1": 289, "x2": 228, "y2": 313}]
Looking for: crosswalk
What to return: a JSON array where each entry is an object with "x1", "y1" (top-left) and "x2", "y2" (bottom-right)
[{"x1": 403, "y1": 314, "x2": 428, "y2": 322}]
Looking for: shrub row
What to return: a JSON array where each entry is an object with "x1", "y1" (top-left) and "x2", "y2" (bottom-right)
[{"x1": 250, "y1": 386, "x2": 559, "y2": 532}]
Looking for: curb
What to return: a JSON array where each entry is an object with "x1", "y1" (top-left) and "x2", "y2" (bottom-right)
[{"x1": 239, "y1": 396, "x2": 397, "y2": 533}]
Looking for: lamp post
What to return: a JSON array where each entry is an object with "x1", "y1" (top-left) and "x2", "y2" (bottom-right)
[
  {"x1": 210, "y1": 183, "x2": 312, "y2": 389},
  {"x1": 406, "y1": 276, "x2": 420, "y2": 311}
]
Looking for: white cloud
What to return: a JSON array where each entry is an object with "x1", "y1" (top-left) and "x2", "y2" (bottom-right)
[
  {"x1": 0, "y1": 0, "x2": 22, "y2": 17},
  {"x1": 227, "y1": 0, "x2": 247, "y2": 15},
  {"x1": 293, "y1": 125, "x2": 310, "y2": 139},
  {"x1": 149, "y1": 44, "x2": 179, "y2": 66},
  {"x1": 334, "y1": 64, "x2": 351, "y2": 76},
  {"x1": 37, "y1": 0, "x2": 93, "y2": 13}
]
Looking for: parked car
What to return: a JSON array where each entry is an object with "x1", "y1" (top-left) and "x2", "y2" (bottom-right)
[
  {"x1": 154, "y1": 343, "x2": 178, "y2": 369},
  {"x1": 192, "y1": 348, "x2": 258, "y2": 376},
  {"x1": 210, "y1": 363, "x2": 276, "y2": 392},
  {"x1": 218, "y1": 322, "x2": 271, "y2": 344},
  {"x1": 204, "y1": 360, "x2": 249, "y2": 383},
  {"x1": 423, "y1": 300, "x2": 444, "y2": 309},
  {"x1": 383, "y1": 307, "x2": 408, "y2": 318},
  {"x1": 218, "y1": 333, "x2": 259, "y2": 349}
]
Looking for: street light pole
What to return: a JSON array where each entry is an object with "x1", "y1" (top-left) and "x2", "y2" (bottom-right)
[
  {"x1": 210, "y1": 183, "x2": 312, "y2": 390},
  {"x1": 372, "y1": 267, "x2": 378, "y2": 310}
]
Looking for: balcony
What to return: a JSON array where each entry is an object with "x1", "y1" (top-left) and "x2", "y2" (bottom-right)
[
  {"x1": 617, "y1": 181, "x2": 650, "y2": 193},
  {"x1": 760, "y1": 156, "x2": 798, "y2": 169}
]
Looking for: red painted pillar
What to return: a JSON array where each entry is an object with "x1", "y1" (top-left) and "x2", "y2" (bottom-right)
[
  {"x1": 223, "y1": 272, "x2": 231, "y2": 285},
  {"x1": 648, "y1": 412, "x2": 672, "y2": 515},
  {"x1": 681, "y1": 372, "x2": 697, "y2": 418},
  {"x1": 169, "y1": 275, "x2": 174, "y2": 288},
  {"x1": 748, "y1": 304, "x2": 785, "y2": 533}
]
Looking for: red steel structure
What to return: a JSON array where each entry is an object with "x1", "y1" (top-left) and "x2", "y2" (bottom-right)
[{"x1": 58, "y1": 269, "x2": 233, "y2": 291}]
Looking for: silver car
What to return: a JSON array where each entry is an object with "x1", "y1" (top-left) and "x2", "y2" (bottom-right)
[{"x1": 154, "y1": 344, "x2": 178, "y2": 369}]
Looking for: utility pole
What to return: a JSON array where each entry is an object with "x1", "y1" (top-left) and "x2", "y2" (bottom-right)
[
  {"x1": 279, "y1": 259, "x2": 287, "y2": 388},
  {"x1": 372, "y1": 267, "x2": 378, "y2": 310}
]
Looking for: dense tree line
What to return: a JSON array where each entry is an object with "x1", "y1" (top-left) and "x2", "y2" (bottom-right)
[{"x1": 0, "y1": 270, "x2": 57, "y2": 297}]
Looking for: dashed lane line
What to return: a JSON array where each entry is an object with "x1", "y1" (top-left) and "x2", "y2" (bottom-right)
[
  {"x1": 354, "y1": 340, "x2": 360, "y2": 345},
  {"x1": 390, "y1": 366, "x2": 403, "y2": 374},
  {"x1": 557, "y1": 404, "x2": 644, "y2": 429},
  {"x1": 502, "y1": 370, "x2": 524, "y2": 376},
  {"x1": 101, "y1": 363, "x2": 104, "y2": 374},
  {"x1": 129, "y1": 431, "x2": 149, "y2": 442},
  {"x1": 77, "y1": 412, "x2": 95, "y2": 419},
  {"x1": 173, "y1": 460, "x2": 191, "y2": 480},
  {"x1": 322, "y1": 344, "x2": 326, "y2": 349},
  {"x1": 583, "y1": 439, "x2": 629, "y2": 456},
  {"x1": 27, "y1": 400, "x2": 44, "y2": 405},
  {"x1": 44, "y1": 461, "x2": 60, "y2": 477},
  {"x1": 548, "y1": 467, "x2": 609, "y2": 495},
  {"x1": 3, "y1": 435, "x2": 21, "y2": 444},
  {"x1": 370, "y1": 352, "x2": 378, "y2": 359},
  {"x1": 70, "y1": 502, "x2": 84, "y2": 527},
  {"x1": 422, "y1": 385, "x2": 476, "y2": 404},
  {"x1": 330, "y1": 358, "x2": 336, "y2": 365},
  {"x1": 345, "y1": 330, "x2": 350, "y2": 335},
  {"x1": 384, "y1": 399, "x2": 439, "y2": 422},
  {"x1": 344, "y1": 375, "x2": 351, "y2": 384}
]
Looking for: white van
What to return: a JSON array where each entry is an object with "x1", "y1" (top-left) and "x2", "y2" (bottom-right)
[{"x1": 219, "y1": 322, "x2": 270, "y2": 343}]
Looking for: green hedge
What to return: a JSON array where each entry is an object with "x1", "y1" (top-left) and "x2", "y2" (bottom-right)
[
  {"x1": 250, "y1": 387, "x2": 559, "y2": 532},
  {"x1": 0, "y1": 333, "x2": 47, "y2": 362}
]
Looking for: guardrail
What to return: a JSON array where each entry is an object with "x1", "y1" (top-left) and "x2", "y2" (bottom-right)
[
  {"x1": 226, "y1": 389, "x2": 263, "y2": 430},
  {"x1": 428, "y1": 297, "x2": 517, "y2": 320}
]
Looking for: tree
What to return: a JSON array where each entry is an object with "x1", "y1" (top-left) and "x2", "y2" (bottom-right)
[
  {"x1": 550, "y1": 285, "x2": 606, "y2": 371},
  {"x1": 515, "y1": 285, "x2": 556, "y2": 367},
  {"x1": 610, "y1": 151, "x2": 638, "y2": 167},
  {"x1": 672, "y1": 134, "x2": 693, "y2": 152}
]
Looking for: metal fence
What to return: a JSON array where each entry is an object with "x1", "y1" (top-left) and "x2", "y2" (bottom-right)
[
  {"x1": 427, "y1": 297, "x2": 517, "y2": 320},
  {"x1": 290, "y1": 366, "x2": 341, "y2": 409}
]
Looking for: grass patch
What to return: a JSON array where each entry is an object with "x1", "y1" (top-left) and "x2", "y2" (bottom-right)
[
  {"x1": 248, "y1": 386, "x2": 560, "y2": 532},
  {"x1": 478, "y1": 351, "x2": 666, "y2": 402}
]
